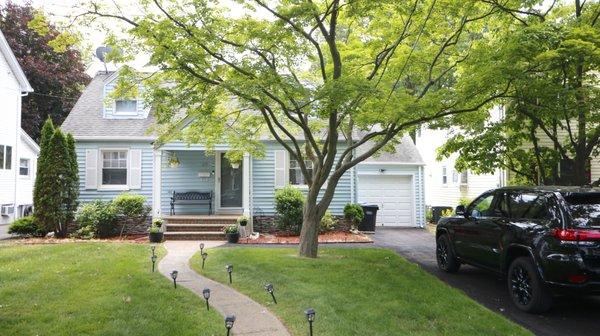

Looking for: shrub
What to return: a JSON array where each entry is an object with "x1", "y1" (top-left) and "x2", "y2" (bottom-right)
[
  {"x1": 441, "y1": 208, "x2": 454, "y2": 218},
  {"x1": 112, "y1": 193, "x2": 149, "y2": 218},
  {"x1": 74, "y1": 201, "x2": 118, "y2": 238},
  {"x1": 344, "y1": 203, "x2": 364, "y2": 229},
  {"x1": 223, "y1": 224, "x2": 239, "y2": 234},
  {"x1": 8, "y1": 216, "x2": 45, "y2": 237},
  {"x1": 320, "y1": 211, "x2": 337, "y2": 233},
  {"x1": 425, "y1": 207, "x2": 433, "y2": 223},
  {"x1": 274, "y1": 185, "x2": 305, "y2": 234},
  {"x1": 458, "y1": 197, "x2": 471, "y2": 207}
]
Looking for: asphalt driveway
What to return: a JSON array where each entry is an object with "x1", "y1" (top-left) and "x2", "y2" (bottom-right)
[{"x1": 374, "y1": 227, "x2": 600, "y2": 336}]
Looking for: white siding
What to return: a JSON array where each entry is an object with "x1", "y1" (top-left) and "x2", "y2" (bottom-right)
[
  {"x1": 416, "y1": 127, "x2": 503, "y2": 208},
  {"x1": 15, "y1": 135, "x2": 37, "y2": 206},
  {"x1": 0, "y1": 47, "x2": 20, "y2": 225}
]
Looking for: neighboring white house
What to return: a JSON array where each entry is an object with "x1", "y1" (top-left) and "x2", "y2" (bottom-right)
[
  {"x1": 415, "y1": 107, "x2": 507, "y2": 208},
  {"x1": 0, "y1": 29, "x2": 37, "y2": 231}
]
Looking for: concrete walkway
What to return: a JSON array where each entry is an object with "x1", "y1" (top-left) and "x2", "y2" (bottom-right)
[{"x1": 158, "y1": 241, "x2": 290, "y2": 336}]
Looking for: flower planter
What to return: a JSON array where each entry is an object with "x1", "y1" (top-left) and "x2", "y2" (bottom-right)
[
  {"x1": 238, "y1": 220, "x2": 248, "y2": 227},
  {"x1": 149, "y1": 232, "x2": 164, "y2": 243},
  {"x1": 226, "y1": 232, "x2": 240, "y2": 244}
]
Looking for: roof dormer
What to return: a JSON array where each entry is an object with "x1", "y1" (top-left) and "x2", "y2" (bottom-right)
[{"x1": 102, "y1": 69, "x2": 150, "y2": 120}]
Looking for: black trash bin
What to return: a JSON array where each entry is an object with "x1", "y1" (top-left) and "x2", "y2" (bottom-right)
[
  {"x1": 359, "y1": 204, "x2": 379, "y2": 232},
  {"x1": 431, "y1": 206, "x2": 453, "y2": 224}
]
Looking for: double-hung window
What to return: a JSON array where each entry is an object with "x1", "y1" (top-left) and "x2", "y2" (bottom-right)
[
  {"x1": 289, "y1": 159, "x2": 314, "y2": 186},
  {"x1": 442, "y1": 166, "x2": 447, "y2": 184},
  {"x1": 114, "y1": 99, "x2": 138, "y2": 116},
  {"x1": 101, "y1": 150, "x2": 128, "y2": 186},
  {"x1": 0, "y1": 145, "x2": 12, "y2": 170},
  {"x1": 19, "y1": 158, "x2": 30, "y2": 176}
]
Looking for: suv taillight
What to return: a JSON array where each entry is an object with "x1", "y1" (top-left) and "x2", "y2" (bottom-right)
[{"x1": 553, "y1": 229, "x2": 600, "y2": 241}]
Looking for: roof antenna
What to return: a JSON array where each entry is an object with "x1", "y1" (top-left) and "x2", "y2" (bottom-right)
[{"x1": 95, "y1": 46, "x2": 112, "y2": 74}]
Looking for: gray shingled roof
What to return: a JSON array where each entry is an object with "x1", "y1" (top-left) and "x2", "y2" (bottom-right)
[
  {"x1": 61, "y1": 72, "x2": 156, "y2": 139},
  {"x1": 359, "y1": 135, "x2": 424, "y2": 164}
]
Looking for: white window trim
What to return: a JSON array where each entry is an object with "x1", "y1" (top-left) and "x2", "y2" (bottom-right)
[
  {"x1": 19, "y1": 158, "x2": 30, "y2": 178},
  {"x1": 288, "y1": 158, "x2": 314, "y2": 188},
  {"x1": 442, "y1": 166, "x2": 448, "y2": 185},
  {"x1": 98, "y1": 148, "x2": 130, "y2": 190},
  {"x1": 113, "y1": 99, "x2": 139, "y2": 116},
  {"x1": 0, "y1": 144, "x2": 12, "y2": 171}
]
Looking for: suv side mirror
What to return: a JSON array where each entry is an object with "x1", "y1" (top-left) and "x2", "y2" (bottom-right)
[{"x1": 455, "y1": 205, "x2": 467, "y2": 217}]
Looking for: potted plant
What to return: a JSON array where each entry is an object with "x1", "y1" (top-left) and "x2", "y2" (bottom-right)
[
  {"x1": 223, "y1": 224, "x2": 240, "y2": 243},
  {"x1": 148, "y1": 219, "x2": 164, "y2": 243},
  {"x1": 236, "y1": 215, "x2": 249, "y2": 227}
]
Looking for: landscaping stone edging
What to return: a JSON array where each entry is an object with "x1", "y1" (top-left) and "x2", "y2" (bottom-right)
[{"x1": 158, "y1": 241, "x2": 290, "y2": 336}]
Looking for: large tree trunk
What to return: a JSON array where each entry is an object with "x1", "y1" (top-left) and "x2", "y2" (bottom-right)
[{"x1": 298, "y1": 182, "x2": 335, "y2": 258}]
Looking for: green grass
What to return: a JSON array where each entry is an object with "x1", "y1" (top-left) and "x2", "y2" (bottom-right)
[
  {"x1": 0, "y1": 243, "x2": 223, "y2": 335},
  {"x1": 191, "y1": 247, "x2": 531, "y2": 336}
]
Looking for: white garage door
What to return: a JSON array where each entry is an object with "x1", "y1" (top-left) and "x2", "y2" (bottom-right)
[{"x1": 358, "y1": 174, "x2": 414, "y2": 227}]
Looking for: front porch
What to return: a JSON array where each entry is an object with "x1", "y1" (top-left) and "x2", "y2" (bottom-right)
[{"x1": 151, "y1": 145, "x2": 252, "y2": 240}]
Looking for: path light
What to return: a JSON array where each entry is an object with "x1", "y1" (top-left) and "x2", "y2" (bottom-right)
[
  {"x1": 150, "y1": 245, "x2": 156, "y2": 256},
  {"x1": 201, "y1": 252, "x2": 208, "y2": 269},
  {"x1": 225, "y1": 314, "x2": 236, "y2": 336},
  {"x1": 202, "y1": 288, "x2": 211, "y2": 311},
  {"x1": 150, "y1": 254, "x2": 157, "y2": 272},
  {"x1": 264, "y1": 283, "x2": 277, "y2": 304},
  {"x1": 225, "y1": 264, "x2": 233, "y2": 284},
  {"x1": 199, "y1": 243, "x2": 205, "y2": 254},
  {"x1": 305, "y1": 308, "x2": 315, "y2": 336},
  {"x1": 170, "y1": 270, "x2": 178, "y2": 289}
]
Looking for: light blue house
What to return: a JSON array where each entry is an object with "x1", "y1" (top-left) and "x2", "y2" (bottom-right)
[{"x1": 62, "y1": 71, "x2": 425, "y2": 238}]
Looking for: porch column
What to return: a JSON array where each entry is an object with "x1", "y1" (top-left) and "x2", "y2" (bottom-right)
[
  {"x1": 152, "y1": 150, "x2": 163, "y2": 220},
  {"x1": 242, "y1": 152, "x2": 252, "y2": 234}
]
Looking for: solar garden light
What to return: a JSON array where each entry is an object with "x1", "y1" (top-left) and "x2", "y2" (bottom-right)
[
  {"x1": 201, "y1": 252, "x2": 208, "y2": 269},
  {"x1": 199, "y1": 243, "x2": 205, "y2": 254},
  {"x1": 264, "y1": 283, "x2": 277, "y2": 304},
  {"x1": 150, "y1": 254, "x2": 157, "y2": 272},
  {"x1": 202, "y1": 288, "x2": 211, "y2": 311},
  {"x1": 225, "y1": 314, "x2": 236, "y2": 336},
  {"x1": 225, "y1": 264, "x2": 233, "y2": 284},
  {"x1": 170, "y1": 270, "x2": 178, "y2": 289},
  {"x1": 305, "y1": 308, "x2": 316, "y2": 336},
  {"x1": 150, "y1": 245, "x2": 156, "y2": 256}
]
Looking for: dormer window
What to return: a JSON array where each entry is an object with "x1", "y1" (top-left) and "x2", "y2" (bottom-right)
[{"x1": 114, "y1": 99, "x2": 138, "y2": 115}]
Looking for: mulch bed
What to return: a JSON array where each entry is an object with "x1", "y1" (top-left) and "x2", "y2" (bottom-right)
[{"x1": 238, "y1": 231, "x2": 373, "y2": 244}]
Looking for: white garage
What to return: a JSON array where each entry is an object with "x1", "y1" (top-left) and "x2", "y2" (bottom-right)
[
  {"x1": 357, "y1": 174, "x2": 415, "y2": 227},
  {"x1": 355, "y1": 136, "x2": 426, "y2": 228}
]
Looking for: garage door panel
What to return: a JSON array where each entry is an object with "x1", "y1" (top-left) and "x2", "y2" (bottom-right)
[{"x1": 358, "y1": 174, "x2": 414, "y2": 227}]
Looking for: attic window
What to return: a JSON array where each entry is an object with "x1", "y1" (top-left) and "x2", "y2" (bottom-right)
[{"x1": 114, "y1": 99, "x2": 138, "y2": 115}]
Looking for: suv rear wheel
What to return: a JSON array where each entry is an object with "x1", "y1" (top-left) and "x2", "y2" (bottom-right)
[
  {"x1": 436, "y1": 235, "x2": 460, "y2": 273},
  {"x1": 507, "y1": 257, "x2": 553, "y2": 313}
]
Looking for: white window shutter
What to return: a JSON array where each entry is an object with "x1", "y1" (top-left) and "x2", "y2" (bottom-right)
[
  {"x1": 274, "y1": 150, "x2": 288, "y2": 188},
  {"x1": 85, "y1": 149, "x2": 98, "y2": 189},
  {"x1": 129, "y1": 149, "x2": 142, "y2": 189}
]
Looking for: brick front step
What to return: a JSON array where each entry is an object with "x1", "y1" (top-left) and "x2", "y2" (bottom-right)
[
  {"x1": 163, "y1": 215, "x2": 238, "y2": 225},
  {"x1": 163, "y1": 231, "x2": 227, "y2": 241},
  {"x1": 166, "y1": 224, "x2": 227, "y2": 232}
]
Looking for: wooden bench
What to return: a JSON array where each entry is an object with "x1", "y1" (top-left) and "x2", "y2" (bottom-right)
[{"x1": 170, "y1": 191, "x2": 213, "y2": 215}]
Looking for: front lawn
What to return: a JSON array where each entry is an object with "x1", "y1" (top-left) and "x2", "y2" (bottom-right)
[
  {"x1": 192, "y1": 247, "x2": 531, "y2": 336},
  {"x1": 0, "y1": 243, "x2": 223, "y2": 335}
]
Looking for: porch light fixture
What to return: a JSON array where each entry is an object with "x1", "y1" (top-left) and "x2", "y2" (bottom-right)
[
  {"x1": 170, "y1": 270, "x2": 178, "y2": 288},
  {"x1": 202, "y1": 288, "x2": 211, "y2": 310},
  {"x1": 150, "y1": 254, "x2": 157, "y2": 272},
  {"x1": 225, "y1": 315, "x2": 236, "y2": 336},
  {"x1": 168, "y1": 152, "x2": 180, "y2": 168},
  {"x1": 201, "y1": 252, "x2": 208, "y2": 269},
  {"x1": 264, "y1": 283, "x2": 277, "y2": 304},
  {"x1": 305, "y1": 308, "x2": 315, "y2": 336},
  {"x1": 226, "y1": 264, "x2": 233, "y2": 284}
]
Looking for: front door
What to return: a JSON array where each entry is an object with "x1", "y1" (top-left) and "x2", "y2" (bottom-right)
[{"x1": 216, "y1": 153, "x2": 243, "y2": 211}]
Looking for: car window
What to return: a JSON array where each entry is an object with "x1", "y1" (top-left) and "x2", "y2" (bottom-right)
[
  {"x1": 469, "y1": 194, "x2": 495, "y2": 219},
  {"x1": 496, "y1": 192, "x2": 510, "y2": 217},
  {"x1": 507, "y1": 192, "x2": 551, "y2": 220},
  {"x1": 562, "y1": 193, "x2": 600, "y2": 228}
]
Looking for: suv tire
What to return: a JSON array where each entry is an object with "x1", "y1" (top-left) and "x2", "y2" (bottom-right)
[
  {"x1": 507, "y1": 256, "x2": 553, "y2": 313},
  {"x1": 436, "y1": 234, "x2": 460, "y2": 273}
]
